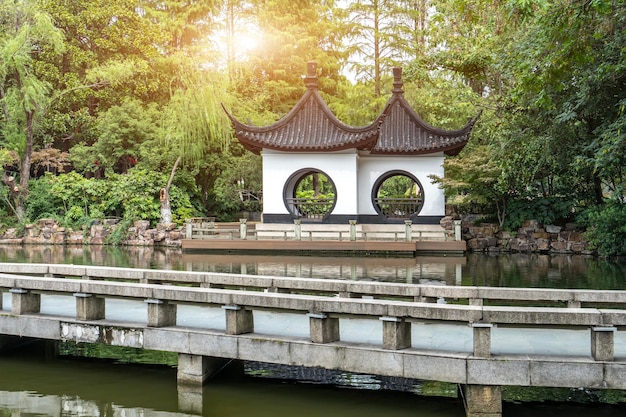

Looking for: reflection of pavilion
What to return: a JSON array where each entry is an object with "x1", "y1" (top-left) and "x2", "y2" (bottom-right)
[
  {"x1": 181, "y1": 253, "x2": 466, "y2": 285},
  {"x1": 225, "y1": 62, "x2": 479, "y2": 225}
]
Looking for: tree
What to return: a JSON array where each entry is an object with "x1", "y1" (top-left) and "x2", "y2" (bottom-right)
[
  {"x1": 0, "y1": 0, "x2": 65, "y2": 220},
  {"x1": 344, "y1": 0, "x2": 428, "y2": 97}
]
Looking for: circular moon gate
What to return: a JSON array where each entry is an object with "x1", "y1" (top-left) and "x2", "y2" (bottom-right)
[
  {"x1": 372, "y1": 171, "x2": 424, "y2": 220},
  {"x1": 283, "y1": 169, "x2": 337, "y2": 221}
]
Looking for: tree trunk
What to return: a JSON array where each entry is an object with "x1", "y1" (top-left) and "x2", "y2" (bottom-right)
[
  {"x1": 14, "y1": 110, "x2": 35, "y2": 221},
  {"x1": 160, "y1": 157, "x2": 181, "y2": 224}
]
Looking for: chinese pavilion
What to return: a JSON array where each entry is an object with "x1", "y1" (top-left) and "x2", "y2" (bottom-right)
[{"x1": 224, "y1": 62, "x2": 479, "y2": 224}]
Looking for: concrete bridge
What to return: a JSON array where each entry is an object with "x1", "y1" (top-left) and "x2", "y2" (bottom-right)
[{"x1": 1, "y1": 263, "x2": 626, "y2": 416}]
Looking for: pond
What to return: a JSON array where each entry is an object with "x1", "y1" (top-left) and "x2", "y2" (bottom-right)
[{"x1": 0, "y1": 244, "x2": 625, "y2": 416}]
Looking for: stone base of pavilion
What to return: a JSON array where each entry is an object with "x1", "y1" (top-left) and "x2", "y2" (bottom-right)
[{"x1": 181, "y1": 222, "x2": 466, "y2": 256}]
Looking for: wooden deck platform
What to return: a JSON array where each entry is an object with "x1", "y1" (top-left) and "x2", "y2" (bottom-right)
[{"x1": 181, "y1": 238, "x2": 466, "y2": 256}]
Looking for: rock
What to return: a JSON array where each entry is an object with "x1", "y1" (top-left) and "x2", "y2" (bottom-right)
[{"x1": 545, "y1": 225, "x2": 562, "y2": 234}]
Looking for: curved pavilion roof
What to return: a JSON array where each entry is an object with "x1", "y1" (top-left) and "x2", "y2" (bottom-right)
[
  {"x1": 224, "y1": 63, "x2": 479, "y2": 156},
  {"x1": 223, "y1": 62, "x2": 380, "y2": 155},
  {"x1": 372, "y1": 67, "x2": 480, "y2": 156}
]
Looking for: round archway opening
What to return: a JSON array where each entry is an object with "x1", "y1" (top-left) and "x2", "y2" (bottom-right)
[
  {"x1": 372, "y1": 172, "x2": 424, "y2": 220},
  {"x1": 283, "y1": 169, "x2": 337, "y2": 221}
]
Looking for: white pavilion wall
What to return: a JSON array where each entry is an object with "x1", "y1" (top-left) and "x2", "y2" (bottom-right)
[
  {"x1": 262, "y1": 150, "x2": 359, "y2": 216},
  {"x1": 357, "y1": 154, "x2": 445, "y2": 217}
]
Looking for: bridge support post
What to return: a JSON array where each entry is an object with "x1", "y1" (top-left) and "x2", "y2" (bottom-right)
[
  {"x1": 177, "y1": 353, "x2": 227, "y2": 386},
  {"x1": 0, "y1": 290, "x2": 2, "y2": 310},
  {"x1": 308, "y1": 313, "x2": 339, "y2": 343},
  {"x1": 380, "y1": 316, "x2": 411, "y2": 350},
  {"x1": 74, "y1": 293, "x2": 105, "y2": 320},
  {"x1": 177, "y1": 354, "x2": 221, "y2": 414},
  {"x1": 592, "y1": 327, "x2": 616, "y2": 361},
  {"x1": 472, "y1": 323, "x2": 493, "y2": 358},
  {"x1": 146, "y1": 299, "x2": 177, "y2": 327},
  {"x1": 460, "y1": 384, "x2": 502, "y2": 417},
  {"x1": 223, "y1": 305, "x2": 254, "y2": 334},
  {"x1": 9, "y1": 289, "x2": 40, "y2": 314}
]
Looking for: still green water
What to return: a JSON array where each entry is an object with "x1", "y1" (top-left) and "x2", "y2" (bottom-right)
[{"x1": 1, "y1": 245, "x2": 626, "y2": 416}]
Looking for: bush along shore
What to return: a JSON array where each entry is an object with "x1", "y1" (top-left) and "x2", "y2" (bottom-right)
[{"x1": 0, "y1": 217, "x2": 592, "y2": 255}]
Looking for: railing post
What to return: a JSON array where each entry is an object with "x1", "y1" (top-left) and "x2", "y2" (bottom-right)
[
  {"x1": 223, "y1": 305, "x2": 254, "y2": 334},
  {"x1": 472, "y1": 323, "x2": 493, "y2": 358},
  {"x1": 380, "y1": 316, "x2": 411, "y2": 350},
  {"x1": 404, "y1": 220, "x2": 412, "y2": 242},
  {"x1": 294, "y1": 219, "x2": 302, "y2": 241},
  {"x1": 454, "y1": 220, "x2": 462, "y2": 241},
  {"x1": 349, "y1": 220, "x2": 357, "y2": 241},
  {"x1": 74, "y1": 293, "x2": 105, "y2": 320},
  {"x1": 10, "y1": 289, "x2": 40, "y2": 315},
  {"x1": 239, "y1": 218, "x2": 247, "y2": 240},
  {"x1": 185, "y1": 221, "x2": 193, "y2": 239},
  {"x1": 145, "y1": 299, "x2": 177, "y2": 327},
  {"x1": 308, "y1": 312, "x2": 339, "y2": 343},
  {"x1": 592, "y1": 326, "x2": 616, "y2": 361}
]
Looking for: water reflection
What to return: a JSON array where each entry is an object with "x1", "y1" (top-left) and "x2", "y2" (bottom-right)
[
  {"x1": 0, "y1": 244, "x2": 625, "y2": 289},
  {"x1": 0, "y1": 346, "x2": 465, "y2": 417}
]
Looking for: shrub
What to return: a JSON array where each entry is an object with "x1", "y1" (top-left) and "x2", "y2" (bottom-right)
[{"x1": 579, "y1": 200, "x2": 626, "y2": 258}]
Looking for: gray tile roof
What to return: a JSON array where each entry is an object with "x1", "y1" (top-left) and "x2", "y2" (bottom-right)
[{"x1": 224, "y1": 63, "x2": 479, "y2": 156}]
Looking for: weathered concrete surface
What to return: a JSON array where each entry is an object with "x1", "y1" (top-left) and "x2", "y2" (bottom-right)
[{"x1": 2, "y1": 311, "x2": 626, "y2": 391}]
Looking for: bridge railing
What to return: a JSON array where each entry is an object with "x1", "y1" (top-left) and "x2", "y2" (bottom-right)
[
  {"x1": 1, "y1": 262, "x2": 626, "y2": 308},
  {"x1": 0, "y1": 263, "x2": 625, "y2": 363}
]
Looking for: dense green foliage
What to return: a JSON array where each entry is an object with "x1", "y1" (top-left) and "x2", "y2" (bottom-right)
[{"x1": 0, "y1": 0, "x2": 625, "y2": 255}]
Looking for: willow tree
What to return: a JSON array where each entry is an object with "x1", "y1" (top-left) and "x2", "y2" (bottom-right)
[
  {"x1": 160, "y1": 69, "x2": 232, "y2": 224},
  {"x1": 0, "y1": 1, "x2": 65, "y2": 220}
]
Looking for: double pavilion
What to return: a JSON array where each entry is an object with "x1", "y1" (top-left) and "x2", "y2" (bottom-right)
[{"x1": 225, "y1": 62, "x2": 479, "y2": 225}]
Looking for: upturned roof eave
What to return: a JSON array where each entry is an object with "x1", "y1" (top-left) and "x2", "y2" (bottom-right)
[
  {"x1": 379, "y1": 95, "x2": 480, "y2": 137},
  {"x1": 223, "y1": 90, "x2": 380, "y2": 136}
]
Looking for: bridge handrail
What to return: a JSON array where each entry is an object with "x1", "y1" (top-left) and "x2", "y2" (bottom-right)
[
  {"x1": 1, "y1": 263, "x2": 625, "y2": 308},
  {"x1": 1, "y1": 270, "x2": 625, "y2": 369},
  {"x1": 1, "y1": 271, "x2": 626, "y2": 328}
]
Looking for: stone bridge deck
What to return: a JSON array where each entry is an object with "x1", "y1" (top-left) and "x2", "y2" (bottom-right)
[{"x1": 1, "y1": 263, "x2": 626, "y2": 417}]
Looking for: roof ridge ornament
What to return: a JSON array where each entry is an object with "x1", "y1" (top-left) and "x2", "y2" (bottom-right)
[
  {"x1": 392, "y1": 67, "x2": 404, "y2": 95},
  {"x1": 304, "y1": 61, "x2": 318, "y2": 89}
]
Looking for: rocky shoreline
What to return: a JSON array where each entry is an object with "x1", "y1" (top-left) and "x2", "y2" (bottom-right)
[
  {"x1": 442, "y1": 216, "x2": 592, "y2": 255},
  {"x1": 0, "y1": 218, "x2": 184, "y2": 247},
  {"x1": 0, "y1": 217, "x2": 592, "y2": 255}
]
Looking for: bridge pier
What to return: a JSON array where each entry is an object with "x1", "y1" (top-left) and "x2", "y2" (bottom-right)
[
  {"x1": 177, "y1": 354, "x2": 231, "y2": 415},
  {"x1": 460, "y1": 384, "x2": 502, "y2": 417},
  {"x1": 10, "y1": 289, "x2": 40, "y2": 314}
]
